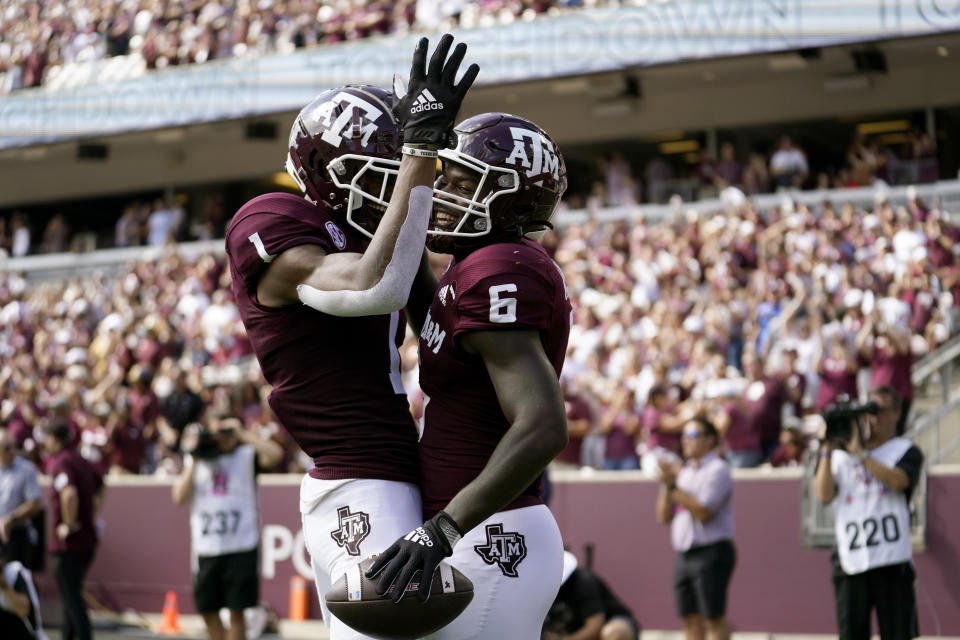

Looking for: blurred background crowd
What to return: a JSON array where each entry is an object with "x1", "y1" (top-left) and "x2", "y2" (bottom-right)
[
  {"x1": 2, "y1": 186, "x2": 956, "y2": 477},
  {"x1": 546, "y1": 188, "x2": 957, "y2": 472},
  {"x1": 0, "y1": 133, "x2": 944, "y2": 260},
  {"x1": 0, "y1": 0, "x2": 603, "y2": 93}
]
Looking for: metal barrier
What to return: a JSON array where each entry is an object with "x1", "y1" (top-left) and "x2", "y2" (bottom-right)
[
  {"x1": 2, "y1": 181, "x2": 959, "y2": 279},
  {"x1": 908, "y1": 333, "x2": 960, "y2": 464},
  {"x1": 0, "y1": 238, "x2": 225, "y2": 281}
]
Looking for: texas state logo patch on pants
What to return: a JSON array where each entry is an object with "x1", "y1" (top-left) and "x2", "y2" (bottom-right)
[
  {"x1": 474, "y1": 524, "x2": 527, "y2": 577},
  {"x1": 330, "y1": 505, "x2": 371, "y2": 557}
]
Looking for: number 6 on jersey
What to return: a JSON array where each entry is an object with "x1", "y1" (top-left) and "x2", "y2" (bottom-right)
[{"x1": 489, "y1": 284, "x2": 518, "y2": 323}]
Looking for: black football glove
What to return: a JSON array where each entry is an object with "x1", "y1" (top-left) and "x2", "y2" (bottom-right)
[
  {"x1": 365, "y1": 510, "x2": 463, "y2": 603},
  {"x1": 393, "y1": 34, "x2": 479, "y2": 150}
]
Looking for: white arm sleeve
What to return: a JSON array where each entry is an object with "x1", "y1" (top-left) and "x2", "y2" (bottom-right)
[{"x1": 296, "y1": 185, "x2": 431, "y2": 317}]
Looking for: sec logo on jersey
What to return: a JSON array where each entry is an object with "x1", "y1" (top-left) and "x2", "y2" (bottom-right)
[{"x1": 325, "y1": 221, "x2": 347, "y2": 250}]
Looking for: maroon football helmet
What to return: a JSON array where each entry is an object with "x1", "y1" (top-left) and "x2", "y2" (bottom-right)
[
  {"x1": 428, "y1": 113, "x2": 567, "y2": 252},
  {"x1": 285, "y1": 85, "x2": 403, "y2": 238}
]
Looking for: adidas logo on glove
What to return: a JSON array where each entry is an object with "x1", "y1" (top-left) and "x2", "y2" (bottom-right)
[
  {"x1": 410, "y1": 89, "x2": 444, "y2": 114},
  {"x1": 403, "y1": 527, "x2": 436, "y2": 547}
]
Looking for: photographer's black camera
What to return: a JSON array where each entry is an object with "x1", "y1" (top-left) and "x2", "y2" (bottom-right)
[
  {"x1": 192, "y1": 427, "x2": 221, "y2": 460},
  {"x1": 821, "y1": 395, "x2": 879, "y2": 443}
]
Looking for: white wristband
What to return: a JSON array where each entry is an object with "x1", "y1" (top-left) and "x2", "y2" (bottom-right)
[{"x1": 402, "y1": 145, "x2": 438, "y2": 159}]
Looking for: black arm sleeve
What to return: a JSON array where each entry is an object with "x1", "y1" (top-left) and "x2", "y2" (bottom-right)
[{"x1": 895, "y1": 445, "x2": 924, "y2": 499}]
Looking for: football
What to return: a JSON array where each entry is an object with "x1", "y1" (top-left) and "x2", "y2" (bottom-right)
[{"x1": 324, "y1": 556, "x2": 474, "y2": 640}]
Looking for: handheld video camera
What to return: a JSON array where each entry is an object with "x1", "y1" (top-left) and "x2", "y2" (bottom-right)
[
  {"x1": 185, "y1": 422, "x2": 226, "y2": 460},
  {"x1": 821, "y1": 395, "x2": 879, "y2": 444}
]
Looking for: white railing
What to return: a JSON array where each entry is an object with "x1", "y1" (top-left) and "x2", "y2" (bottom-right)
[
  {"x1": 554, "y1": 179, "x2": 960, "y2": 228},
  {"x1": 0, "y1": 239, "x2": 225, "y2": 280},
  {"x1": 4, "y1": 180, "x2": 960, "y2": 280}
]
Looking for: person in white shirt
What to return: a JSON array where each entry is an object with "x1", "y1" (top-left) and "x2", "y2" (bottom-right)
[
  {"x1": 814, "y1": 386, "x2": 922, "y2": 640},
  {"x1": 173, "y1": 417, "x2": 283, "y2": 640},
  {"x1": 769, "y1": 136, "x2": 808, "y2": 189},
  {"x1": 147, "y1": 199, "x2": 176, "y2": 246}
]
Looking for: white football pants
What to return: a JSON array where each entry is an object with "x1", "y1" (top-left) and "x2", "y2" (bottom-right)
[
  {"x1": 427, "y1": 504, "x2": 564, "y2": 640},
  {"x1": 300, "y1": 475, "x2": 422, "y2": 640}
]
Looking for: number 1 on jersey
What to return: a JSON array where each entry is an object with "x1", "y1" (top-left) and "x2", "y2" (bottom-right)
[{"x1": 248, "y1": 232, "x2": 276, "y2": 263}]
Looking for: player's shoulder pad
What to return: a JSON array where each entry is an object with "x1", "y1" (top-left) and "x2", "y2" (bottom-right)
[
  {"x1": 455, "y1": 239, "x2": 556, "y2": 290},
  {"x1": 227, "y1": 193, "x2": 334, "y2": 239},
  {"x1": 226, "y1": 192, "x2": 345, "y2": 282}
]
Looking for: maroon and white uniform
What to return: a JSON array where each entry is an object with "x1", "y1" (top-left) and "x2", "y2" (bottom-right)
[
  {"x1": 226, "y1": 193, "x2": 419, "y2": 482},
  {"x1": 417, "y1": 238, "x2": 571, "y2": 640},
  {"x1": 226, "y1": 193, "x2": 422, "y2": 640},
  {"x1": 418, "y1": 238, "x2": 571, "y2": 516}
]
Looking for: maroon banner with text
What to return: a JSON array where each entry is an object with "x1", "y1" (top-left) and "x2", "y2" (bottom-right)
[{"x1": 36, "y1": 471, "x2": 960, "y2": 634}]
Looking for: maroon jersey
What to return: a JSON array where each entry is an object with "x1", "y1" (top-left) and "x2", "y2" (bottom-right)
[
  {"x1": 418, "y1": 239, "x2": 572, "y2": 517},
  {"x1": 48, "y1": 448, "x2": 103, "y2": 553},
  {"x1": 225, "y1": 193, "x2": 418, "y2": 484}
]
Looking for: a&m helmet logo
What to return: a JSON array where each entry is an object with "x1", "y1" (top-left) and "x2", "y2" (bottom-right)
[
  {"x1": 473, "y1": 523, "x2": 527, "y2": 577},
  {"x1": 505, "y1": 127, "x2": 560, "y2": 184},
  {"x1": 330, "y1": 506, "x2": 371, "y2": 557},
  {"x1": 325, "y1": 221, "x2": 347, "y2": 250},
  {"x1": 312, "y1": 91, "x2": 382, "y2": 148}
]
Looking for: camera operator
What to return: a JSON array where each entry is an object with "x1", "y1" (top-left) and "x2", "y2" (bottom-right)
[
  {"x1": 814, "y1": 386, "x2": 922, "y2": 640},
  {"x1": 542, "y1": 551, "x2": 640, "y2": 640},
  {"x1": 172, "y1": 417, "x2": 283, "y2": 640}
]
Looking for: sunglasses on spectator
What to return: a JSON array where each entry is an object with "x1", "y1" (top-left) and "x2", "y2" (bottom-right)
[{"x1": 682, "y1": 430, "x2": 704, "y2": 439}]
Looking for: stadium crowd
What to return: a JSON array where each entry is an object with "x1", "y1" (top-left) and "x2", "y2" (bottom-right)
[
  {"x1": 0, "y1": 131, "x2": 943, "y2": 259},
  {"x1": 0, "y1": 186, "x2": 956, "y2": 477},
  {"x1": 0, "y1": 0, "x2": 602, "y2": 93},
  {"x1": 549, "y1": 187, "x2": 957, "y2": 471}
]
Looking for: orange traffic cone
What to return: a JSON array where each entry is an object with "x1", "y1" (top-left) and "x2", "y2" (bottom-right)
[
  {"x1": 155, "y1": 590, "x2": 183, "y2": 635},
  {"x1": 289, "y1": 576, "x2": 309, "y2": 621}
]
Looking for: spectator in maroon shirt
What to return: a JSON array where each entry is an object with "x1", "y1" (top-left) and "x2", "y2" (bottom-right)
[
  {"x1": 781, "y1": 347, "x2": 806, "y2": 418},
  {"x1": 106, "y1": 399, "x2": 144, "y2": 475},
  {"x1": 639, "y1": 385, "x2": 688, "y2": 475},
  {"x1": 126, "y1": 367, "x2": 162, "y2": 472},
  {"x1": 601, "y1": 386, "x2": 640, "y2": 470},
  {"x1": 769, "y1": 425, "x2": 806, "y2": 468},
  {"x1": 556, "y1": 380, "x2": 593, "y2": 468},
  {"x1": 715, "y1": 396, "x2": 762, "y2": 468},
  {"x1": 741, "y1": 350, "x2": 788, "y2": 461},
  {"x1": 43, "y1": 422, "x2": 104, "y2": 640},
  {"x1": 713, "y1": 142, "x2": 742, "y2": 189},
  {"x1": 856, "y1": 315, "x2": 914, "y2": 435},
  {"x1": 814, "y1": 339, "x2": 858, "y2": 412}
]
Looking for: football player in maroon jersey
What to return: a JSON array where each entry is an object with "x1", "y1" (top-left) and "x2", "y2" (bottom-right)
[
  {"x1": 368, "y1": 113, "x2": 572, "y2": 639},
  {"x1": 224, "y1": 35, "x2": 477, "y2": 640}
]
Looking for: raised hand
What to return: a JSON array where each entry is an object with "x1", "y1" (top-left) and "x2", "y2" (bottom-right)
[{"x1": 394, "y1": 34, "x2": 480, "y2": 151}]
